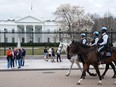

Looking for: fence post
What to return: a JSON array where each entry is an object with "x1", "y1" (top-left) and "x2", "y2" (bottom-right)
[
  {"x1": 4, "y1": 29, "x2": 6, "y2": 55},
  {"x1": 111, "y1": 28, "x2": 113, "y2": 43},
  {"x1": 85, "y1": 29, "x2": 87, "y2": 39},
  {"x1": 32, "y1": 29, "x2": 34, "y2": 55},
  {"x1": 59, "y1": 28, "x2": 61, "y2": 42}
]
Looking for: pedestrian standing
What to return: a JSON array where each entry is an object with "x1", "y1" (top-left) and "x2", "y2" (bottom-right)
[
  {"x1": 48, "y1": 47, "x2": 52, "y2": 61},
  {"x1": 56, "y1": 48, "x2": 62, "y2": 62},
  {"x1": 43, "y1": 47, "x2": 48, "y2": 61},
  {"x1": 11, "y1": 48, "x2": 15, "y2": 68},
  {"x1": 6, "y1": 48, "x2": 12, "y2": 69},
  {"x1": 21, "y1": 48, "x2": 26, "y2": 66},
  {"x1": 16, "y1": 49, "x2": 22, "y2": 68},
  {"x1": 51, "y1": 47, "x2": 55, "y2": 62},
  {"x1": 14, "y1": 48, "x2": 18, "y2": 67}
]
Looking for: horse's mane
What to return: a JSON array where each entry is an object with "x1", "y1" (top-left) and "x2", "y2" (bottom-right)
[{"x1": 73, "y1": 41, "x2": 90, "y2": 48}]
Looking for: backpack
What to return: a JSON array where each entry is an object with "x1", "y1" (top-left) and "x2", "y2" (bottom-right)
[{"x1": 6, "y1": 50, "x2": 12, "y2": 57}]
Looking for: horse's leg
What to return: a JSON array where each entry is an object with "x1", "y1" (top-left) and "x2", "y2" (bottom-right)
[
  {"x1": 113, "y1": 61, "x2": 116, "y2": 85},
  {"x1": 75, "y1": 58, "x2": 82, "y2": 72},
  {"x1": 102, "y1": 63, "x2": 116, "y2": 78},
  {"x1": 77, "y1": 63, "x2": 89, "y2": 85},
  {"x1": 93, "y1": 64, "x2": 102, "y2": 85},
  {"x1": 110, "y1": 62, "x2": 116, "y2": 78},
  {"x1": 87, "y1": 67, "x2": 97, "y2": 76},
  {"x1": 101, "y1": 64, "x2": 109, "y2": 79},
  {"x1": 66, "y1": 59, "x2": 74, "y2": 76}
]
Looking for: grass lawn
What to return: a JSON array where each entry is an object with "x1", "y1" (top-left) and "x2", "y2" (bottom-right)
[{"x1": 0, "y1": 47, "x2": 64, "y2": 55}]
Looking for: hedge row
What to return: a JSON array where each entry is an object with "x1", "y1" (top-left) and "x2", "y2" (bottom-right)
[{"x1": 0, "y1": 42, "x2": 60, "y2": 47}]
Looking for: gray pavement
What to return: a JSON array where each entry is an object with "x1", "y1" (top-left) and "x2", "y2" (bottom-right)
[
  {"x1": 0, "y1": 55, "x2": 105, "y2": 71},
  {"x1": 0, "y1": 70, "x2": 115, "y2": 87},
  {"x1": 0, "y1": 55, "x2": 115, "y2": 87}
]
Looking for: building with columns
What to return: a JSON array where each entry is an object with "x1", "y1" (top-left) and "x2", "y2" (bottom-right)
[{"x1": 0, "y1": 16, "x2": 59, "y2": 43}]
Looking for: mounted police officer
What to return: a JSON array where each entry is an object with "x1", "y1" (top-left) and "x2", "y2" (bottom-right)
[
  {"x1": 78, "y1": 33, "x2": 87, "y2": 62},
  {"x1": 91, "y1": 31, "x2": 99, "y2": 46},
  {"x1": 80, "y1": 33, "x2": 87, "y2": 45},
  {"x1": 97, "y1": 27, "x2": 109, "y2": 64}
]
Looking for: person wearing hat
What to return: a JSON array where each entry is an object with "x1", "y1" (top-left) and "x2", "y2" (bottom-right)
[
  {"x1": 97, "y1": 27, "x2": 109, "y2": 64},
  {"x1": 80, "y1": 33, "x2": 87, "y2": 45},
  {"x1": 91, "y1": 31, "x2": 99, "y2": 46},
  {"x1": 78, "y1": 33, "x2": 87, "y2": 62}
]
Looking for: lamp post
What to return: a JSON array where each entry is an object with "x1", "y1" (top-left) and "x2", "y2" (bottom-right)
[
  {"x1": 111, "y1": 28, "x2": 113, "y2": 44},
  {"x1": 4, "y1": 29, "x2": 6, "y2": 55},
  {"x1": 59, "y1": 28, "x2": 61, "y2": 42},
  {"x1": 31, "y1": 28, "x2": 34, "y2": 55},
  {"x1": 85, "y1": 29, "x2": 87, "y2": 39}
]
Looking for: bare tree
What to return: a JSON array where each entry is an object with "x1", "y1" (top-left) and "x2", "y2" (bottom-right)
[{"x1": 54, "y1": 4, "x2": 94, "y2": 41}]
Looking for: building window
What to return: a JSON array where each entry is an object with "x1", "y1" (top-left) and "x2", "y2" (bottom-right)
[
  {"x1": 22, "y1": 29, "x2": 24, "y2": 32},
  {"x1": 22, "y1": 38, "x2": 25, "y2": 43},
  {"x1": 4, "y1": 28, "x2": 7, "y2": 32},
  {"x1": 38, "y1": 38, "x2": 40, "y2": 43},
  {"x1": 47, "y1": 38, "x2": 50, "y2": 43},
  {"x1": 54, "y1": 29, "x2": 56, "y2": 32},
  {"x1": 38, "y1": 29, "x2": 41, "y2": 32},
  {"x1": 12, "y1": 37, "x2": 15, "y2": 43},
  {"x1": 12, "y1": 29, "x2": 15, "y2": 33},
  {"x1": 54, "y1": 37, "x2": 56, "y2": 43},
  {"x1": 5, "y1": 37, "x2": 8, "y2": 43},
  {"x1": 47, "y1": 29, "x2": 50, "y2": 33}
]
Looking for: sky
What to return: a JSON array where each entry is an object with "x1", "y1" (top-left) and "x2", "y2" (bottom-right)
[{"x1": 0, "y1": 0, "x2": 115, "y2": 20}]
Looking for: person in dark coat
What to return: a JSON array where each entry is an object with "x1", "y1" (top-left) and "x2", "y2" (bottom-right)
[
  {"x1": 51, "y1": 48, "x2": 55, "y2": 62},
  {"x1": 21, "y1": 48, "x2": 26, "y2": 66},
  {"x1": 16, "y1": 49, "x2": 22, "y2": 68}
]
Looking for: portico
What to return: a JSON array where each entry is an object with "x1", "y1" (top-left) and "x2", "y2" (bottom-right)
[
  {"x1": 16, "y1": 16, "x2": 44, "y2": 43},
  {"x1": 17, "y1": 25, "x2": 42, "y2": 43}
]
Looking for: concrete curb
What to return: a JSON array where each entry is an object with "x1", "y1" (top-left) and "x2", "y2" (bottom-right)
[{"x1": 0, "y1": 68, "x2": 105, "y2": 72}]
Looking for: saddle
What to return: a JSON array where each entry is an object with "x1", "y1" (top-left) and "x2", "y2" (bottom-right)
[{"x1": 100, "y1": 47, "x2": 112, "y2": 59}]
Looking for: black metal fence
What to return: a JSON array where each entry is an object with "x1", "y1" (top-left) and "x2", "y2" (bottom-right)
[{"x1": 0, "y1": 31, "x2": 116, "y2": 55}]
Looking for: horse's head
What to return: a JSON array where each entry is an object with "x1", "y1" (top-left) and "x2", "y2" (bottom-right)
[
  {"x1": 59, "y1": 42, "x2": 69, "y2": 53},
  {"x1": 59, "y1": 43, "x2": 63, "y2": 48},
  {"x1": 67, "y1": 41, "x2": 79, "y2": 59}
]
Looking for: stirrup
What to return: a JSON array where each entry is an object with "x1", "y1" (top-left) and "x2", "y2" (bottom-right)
[{"x1": 99, "y1": 61, "x2": 101, "y2": 64}]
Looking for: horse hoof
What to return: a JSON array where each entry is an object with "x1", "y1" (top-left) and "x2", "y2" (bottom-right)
[
  {"x1": 77, "y1": 82, "x2": 81, "y2": 85},
  {"x1": 114, "y1": 81, "x2": 116, "y2": 85},
  {"x1": 98, "y1": 81, "x2": 102, "y2": 85},
  {"x1": 66, "y1": 73, "x2": 70, "y2": 76},
  {"x1": 98, "y1": 83, "x2": 102, "y2": 85}
]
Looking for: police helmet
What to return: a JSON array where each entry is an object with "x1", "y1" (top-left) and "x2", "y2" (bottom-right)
[
  {"x1": 93, "y1": 31, "x2": 99, "y2": 36},
  {"x1": 80, "y1": 33, "x2": 86, "y2": 37},
  {"x1": 101, "y1": 27, "x2": 107, "y2": 31}
]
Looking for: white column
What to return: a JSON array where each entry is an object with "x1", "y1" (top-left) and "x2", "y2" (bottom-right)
[
  {"x1": 24, "y1": 25, "x2": 27, "y2": 43},
  {"x1": 41, "y1": 24, "x2": 44, "y2": 42},
  {"x1": 15, "y1": 26, "x2": 18, "y2": 43},
  {"x1": 33, "y1": 25, "x2": 35, "y2": 43}
]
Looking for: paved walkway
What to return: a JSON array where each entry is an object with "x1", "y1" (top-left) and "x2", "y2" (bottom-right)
[
  {"x1": 0, "y1": 55, "x2": 105, "y2": 71},
  {"x1": 0, "y1": 59, "x2": 81, "y2": 70}
]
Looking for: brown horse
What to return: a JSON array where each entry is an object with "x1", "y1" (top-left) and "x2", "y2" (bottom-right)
[{"x1": 67, "y1": 40, "x2": 116, "y2": 85}]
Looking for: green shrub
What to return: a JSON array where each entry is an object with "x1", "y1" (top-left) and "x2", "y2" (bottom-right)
[{"x1": 0, "y1": 42, "x2": 60, "y2": 47}]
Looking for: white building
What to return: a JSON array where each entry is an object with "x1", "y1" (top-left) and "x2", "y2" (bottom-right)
[{"x1": 0, "y1": 16, "x2": 59, "y2": 43}]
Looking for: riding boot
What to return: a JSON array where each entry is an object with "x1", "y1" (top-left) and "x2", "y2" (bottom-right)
[
  {"x1": 97, "y1": 52, "x2": 102, "y2": 64},
  {"x1": 78, "y1": 54, "x2": 83, "y2": 62}
]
